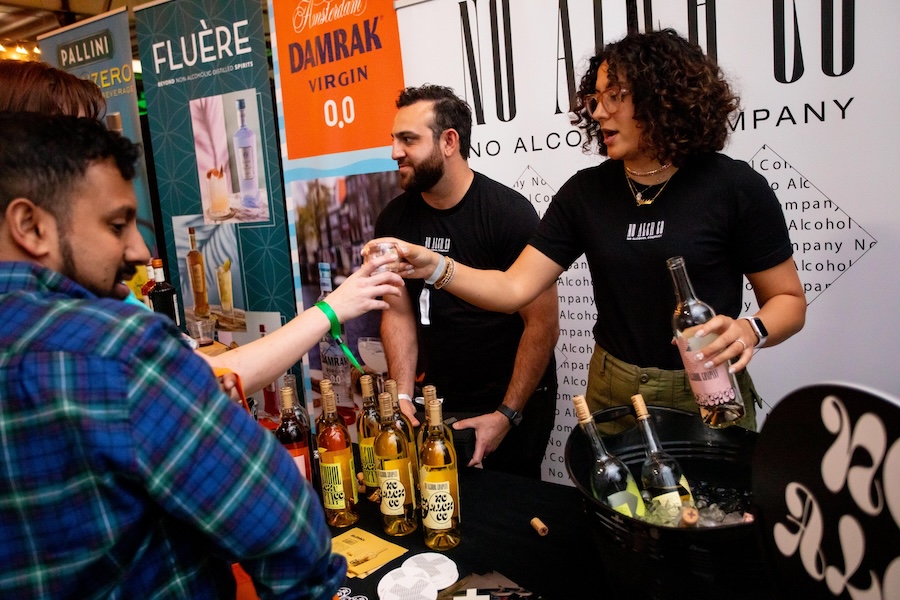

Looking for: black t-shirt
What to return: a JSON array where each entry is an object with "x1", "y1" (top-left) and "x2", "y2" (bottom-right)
[
  {"x1": 375, "y1": 172, "x2": 553, "y2": 412},
  {"x1": 530, "y1": 152, "x2": 793, "y2": 370}
]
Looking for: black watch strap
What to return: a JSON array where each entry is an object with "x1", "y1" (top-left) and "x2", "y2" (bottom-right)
[{"x1": 496, "y1": 404, "x2": 523, "y2": 426}]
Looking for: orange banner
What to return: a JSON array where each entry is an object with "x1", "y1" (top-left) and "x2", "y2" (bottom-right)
[{"x1": 273, "y1": 0, "x2": 404, "y2": 159}]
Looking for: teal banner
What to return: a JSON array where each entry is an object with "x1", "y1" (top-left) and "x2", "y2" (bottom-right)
[
  {"x1": 38, "y1": 7, "x2": 157, "y2": 257},
  {"x1": 135, "y1": 0, "x2": 294, "y2": 341}
]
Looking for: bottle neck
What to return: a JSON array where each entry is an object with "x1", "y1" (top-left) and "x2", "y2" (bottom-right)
[
  {"x1": 636, "y1": 416, "x2": 664, "y2": 455},
  {"x1": 237, "y1": 107, "x2": 247, "y2": 128},
  {"x1": 667, "y1": 257, "x2": 696, "y2": 305},
  {"x1": 153, "y1": 267, "x2": 166, "y2": 284},
  {"x1": 189, "y1": 233, "x2": 197, "y2": 250},
  {"x1": 579, "y1": 420, "x2": 611, "y2": 460}
]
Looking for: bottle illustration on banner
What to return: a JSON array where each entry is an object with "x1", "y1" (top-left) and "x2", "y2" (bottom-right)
[
  {"x1": 233, "y1": 98, "x2": 259, "y2": 208},
  {"x1": 186, "y1": 227, "x2": 209, "y2": 318}
]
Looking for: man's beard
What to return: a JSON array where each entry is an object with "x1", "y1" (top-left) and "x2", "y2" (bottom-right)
[
  {"x1": 400, "y1": 146, "x2": 444, "y2": 193},
  {"x1": 58, "y1": 234, "x2": 121, "y2": 298}
]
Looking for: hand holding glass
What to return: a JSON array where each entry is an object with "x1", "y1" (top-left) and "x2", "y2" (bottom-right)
[{"x1": 362, "y1": 242, "x2": 401, "y2": 273}]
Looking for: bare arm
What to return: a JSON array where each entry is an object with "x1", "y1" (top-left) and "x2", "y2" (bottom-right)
[
  {"x1": 385, "y1": 240, "x2": 565, "y2": 314},
  {"x1": 203, "y1": 257, "x2": 404, "y2": 395},
  {"x1": 380, "y1": 283, "x2": 420, "y2": 426},
  {"x1": 692, "y1": 257, "x2": 806, "y2": 372},
  {"x1": 454, "y1": 282, "x2": 560, "y2": 466}
]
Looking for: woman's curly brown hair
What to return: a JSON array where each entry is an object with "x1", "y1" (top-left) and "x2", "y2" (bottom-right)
[{"x1": 571, "y1": 29, "x2": 739, "y2": 166}]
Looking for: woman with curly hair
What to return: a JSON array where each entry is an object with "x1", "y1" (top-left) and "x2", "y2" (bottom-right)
[{"x1": 373, "y1": 29, "x2": 805, "y2": 431}]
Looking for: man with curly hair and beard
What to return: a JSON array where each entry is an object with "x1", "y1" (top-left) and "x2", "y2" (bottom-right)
[{"x1": 371, "y1": 29, "x2": 806, "y2": 432}]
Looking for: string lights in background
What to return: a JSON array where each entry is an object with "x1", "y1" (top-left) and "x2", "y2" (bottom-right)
[{"x1": 0, "y1": 40, "x2": 42, "y2": 61}]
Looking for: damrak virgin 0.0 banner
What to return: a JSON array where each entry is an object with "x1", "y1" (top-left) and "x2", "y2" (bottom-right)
[
  {"x1": 269, "y1": 0, "x2": 405, "y2": 420},
  {"x1": 38, "y1": 8, "x2": 157, "y2": 257},
  {"x1": 389, "y1": 0, "x2": 894, "y2": 481},
  {"x1": 135, "y1": 0, "x2": 296, "y2": 411}
]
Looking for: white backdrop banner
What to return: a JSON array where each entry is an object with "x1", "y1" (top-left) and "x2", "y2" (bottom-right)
[{"x1": 392, "y1": 0, "x2": 897, "y2": 483}]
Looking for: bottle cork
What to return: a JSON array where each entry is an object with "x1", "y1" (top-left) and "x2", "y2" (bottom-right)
[
  {"x1": 679, "y1": 506, "x2": 699, "y2": 528},
  {"x1": 530, "y1": 517, "x2": 548, "y2": 536}
]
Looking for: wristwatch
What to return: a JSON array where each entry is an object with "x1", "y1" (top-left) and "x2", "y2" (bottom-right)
[
  {"x1": 496, "y1": 404, "x2": 523, "y2": 427},
  {"x1": 740, "y1": 316, "x2": 768, "y2": 349}
]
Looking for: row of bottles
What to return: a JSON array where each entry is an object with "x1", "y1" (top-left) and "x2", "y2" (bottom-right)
[
  {"x1": 573, "y1": 393, "x2": 695, "y2": 526},
  {"x1": 273, "y1": 374, "x2": 460, "y2": 550}
]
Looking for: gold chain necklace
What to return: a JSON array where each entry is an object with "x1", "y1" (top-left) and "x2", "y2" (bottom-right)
[
  {"x1": 625, "y1": 162, "x2": 673, "y2": 178},
  {"x1": 626, "y1": 173, "x2": 673, "y2": 206}
]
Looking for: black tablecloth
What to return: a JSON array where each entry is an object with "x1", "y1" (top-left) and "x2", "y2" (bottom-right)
[{"x1": 330, "y1": 465, "x2": 594, "y2": 599}]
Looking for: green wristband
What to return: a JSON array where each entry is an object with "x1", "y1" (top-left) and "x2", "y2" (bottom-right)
[{"x1": 315, "y1": 301, "x2": 364, "y2": 373}]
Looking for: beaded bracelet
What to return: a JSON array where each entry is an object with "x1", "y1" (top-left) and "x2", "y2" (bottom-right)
[
  {"x1": 434, "y1": 257, "x2": 456, "y2": 290},
  {"x1": 315, "y1": 300, "x2": 364, "y2": 372}
]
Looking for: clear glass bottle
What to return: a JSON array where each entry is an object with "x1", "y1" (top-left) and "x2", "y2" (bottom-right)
[
  {"x1": 572, "y1": 395, "x2": 645, "y2": 518},
  {"x1": 283, "y1": 373, "x2": 310, "y2": 431},
  {"x1": 186, "y1": 227, "x2": 210, "y2": 317},
  {"x1": 416, "y1": 385, "x2": 453, "y2": 456},
  {"x1": 667, "y1": 256, "x2": 745, "y2": 427},
  {"x1": 148, "y1": 258, "x2": 180, "y2": 326},
  {"x1": 316, "y1": 263, "x2": 354, "y2": 422},
  {"x1": 275, "y1": 386, "x2": 312, "y2": 483},
  {"x1": 374, "y1": 392, "x2": 418, "y2": 536},
  {"x1": 233, "y1": 98, "x2": 259, "y2": 208},
  {"x1": 631, "y1": 393, "x2": 694, "y2": 516},
  {"x1": 357, "y1": 375, "x2": 381, "y2": 501},
  {"x1": 419, "y1": 391, "x2": 461, "y2": 550},
  {"x1": 384, "y1": 379, "x2": 419, "y2": 475},
  {"x1": 316, "y1": 385, "x2": 359, "y2": 527}
]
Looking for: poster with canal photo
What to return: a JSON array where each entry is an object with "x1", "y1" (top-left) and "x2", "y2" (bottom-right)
[
  {"x1": 189, "y1": 89, "x2": 270, "y2": 225},
  {"x1": 172, "y1": 214, "x2": 246, "y2": 333}
]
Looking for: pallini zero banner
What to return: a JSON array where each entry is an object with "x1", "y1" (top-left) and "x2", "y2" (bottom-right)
[
  {"x1": 37, "y1": 8, "x2": 157, "y2": 257},
  {"x1": 135, "y1": 0, "x2": 295, "y2": 383},
  {"x1": 271, "y1": 0, "x2": 405, "y2": 159},
  {"x1": 268, "y1": 0, "x2": 405, "y2": 421},
  {"x1": 389, "y1": 1, "x2": 896, "y2": 481}
]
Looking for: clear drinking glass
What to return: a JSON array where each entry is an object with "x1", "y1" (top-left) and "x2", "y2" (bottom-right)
[
  {"x1": 362, "y1": 242, "x2": 401, "y2": 273},
  {"x1": 208, "y1": 170, "x2": 231, "y2": 218},
  {"x1": 216, "y1": 264, "x2": 234, "y2": 317}
]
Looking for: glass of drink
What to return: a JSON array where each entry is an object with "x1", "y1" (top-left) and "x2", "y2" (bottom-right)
[
  {"x1": 362, "y1": 241, "x2": 401, "y2": 273},
  {"x1": 187, "y1": 318, "x2": 215, "y2": 347},
  {"x1": 207, "y1": 167, "x2": 231, "y2": 219},
  {"x1": 216, "y1": 261, "x2": 234, "y2": 319}
]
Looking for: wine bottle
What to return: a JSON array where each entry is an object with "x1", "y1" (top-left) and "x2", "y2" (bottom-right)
[
  {"x1": 384, "y1": 378, "x2": 418, "y2": 475},
  {"x1": 374, "y1": 392, "x2": 418, "y2": 536},
  {"x1": 233, "y1": 98, "x2": 259, "y2": 208},
  {"x1": 419, "y1": 390, "x2": 461, "y2": 550},
  {"x1": 140, "y1": 258, "x2": 156, "y2": 308},
  {"x1": 357, "y1": 375, "x2": 381, "y2": 501},
  {"x1": 630, "y1": 394, "x2": 694, "y2": 513},
  {"x1": 416, "y1": 385, "x2": 453, "y2": 456},
  {"x1": 667, "y1": 256, "x2": 745, "y2": 428},
  {"x1": 258, "y1": 324, "x2": 279, "y2": 420},
  {"x1": 148, "y1": 258, "x2": 180, "y2": 326},
  {"x1": 283, "y1": 373, "x2": 310, "y2": 431},
  {"x1": 316, "y1": 385, "x2": 359, "y2": 527},
  {"x1": 572, "y1": 395, "x2": 645, "y2": 518},
  {"x1": 316, "y1": 263, "x2": 354, "y2": 421},
  {"x1": 186, "y1": 227, "x2": 210, "y2": 317},
  {"x1": 275, "y1": 386, "x2": 312, "y2": 483}
]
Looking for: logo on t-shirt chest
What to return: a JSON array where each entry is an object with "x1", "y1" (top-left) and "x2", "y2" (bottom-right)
[
  {"x1": 425, "y1": 236, "x2": 451, "y2": 253},
  {"x1": 626, "y1": 220, "x2": 665, "y2": 241}
]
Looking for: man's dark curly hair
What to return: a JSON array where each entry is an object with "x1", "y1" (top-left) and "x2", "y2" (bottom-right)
[
  {"x1": 396, "y1": 85, "x2": 473, "y2": 159},
  {"x1": 571, "y1": 29, "x2": 739, "y2": 166},
  {"x1": 0, "y1": 112, "x2": 141, "y2": 228}
]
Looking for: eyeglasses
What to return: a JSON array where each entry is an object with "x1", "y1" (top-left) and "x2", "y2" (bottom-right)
[{"x1": 583, "y1": 87, "x2": 630, "y2": 114}]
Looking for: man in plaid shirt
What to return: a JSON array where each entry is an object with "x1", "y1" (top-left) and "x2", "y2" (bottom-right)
[{"x1": 0, "y1": 112, "x2": 345, "y2": 598}]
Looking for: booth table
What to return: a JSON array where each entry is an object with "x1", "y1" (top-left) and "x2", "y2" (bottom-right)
[{"x1": 330, "y1": 465, "x2": 594, "y2": 599}]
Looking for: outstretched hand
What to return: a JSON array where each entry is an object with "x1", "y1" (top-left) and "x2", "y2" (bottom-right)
[
  {"x1": 325, "y1": 255, "x2": 405, "y2": 323},
  {"x1": 364, "y1": 237, "x2": 439, "y2": 280}
]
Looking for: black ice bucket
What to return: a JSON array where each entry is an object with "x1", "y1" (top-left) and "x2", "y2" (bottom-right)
[{"x1": 565, "y1": 405, "x2": 776, "y2": 600}]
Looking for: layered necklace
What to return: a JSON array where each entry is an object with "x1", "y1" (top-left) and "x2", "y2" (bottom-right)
[{"x1": 624, "y1": 162, "x2": 675, "y2": 206}]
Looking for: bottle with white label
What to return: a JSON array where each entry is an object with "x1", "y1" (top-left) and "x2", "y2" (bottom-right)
[
  {"x1": 572, "y1": 394, "x2": 645, "y2": 518},
  {"x1": 374, "y1": 392, "x2": 418, "y2": 536},
  {"x1": 631, "y1": 393, "x2": 694, "y2": 515},
  {"x1": 667, "y1": 255, "x2": 745, "y2": 428},
  {"x1": 419, "y1": 389, "x2": 460, "y2": 550},
  {"x1": 233, "y1": 98, "x2": 259, "y2": 208}
]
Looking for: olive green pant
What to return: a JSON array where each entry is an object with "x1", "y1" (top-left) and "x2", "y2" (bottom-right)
[{"x1": 585, "y1": 345, "x2": 760, "y2": 435}]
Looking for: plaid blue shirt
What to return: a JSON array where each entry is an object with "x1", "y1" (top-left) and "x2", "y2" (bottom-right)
[{"x1": 0, "y1": 262, "x2": 346, "y2": 599}]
